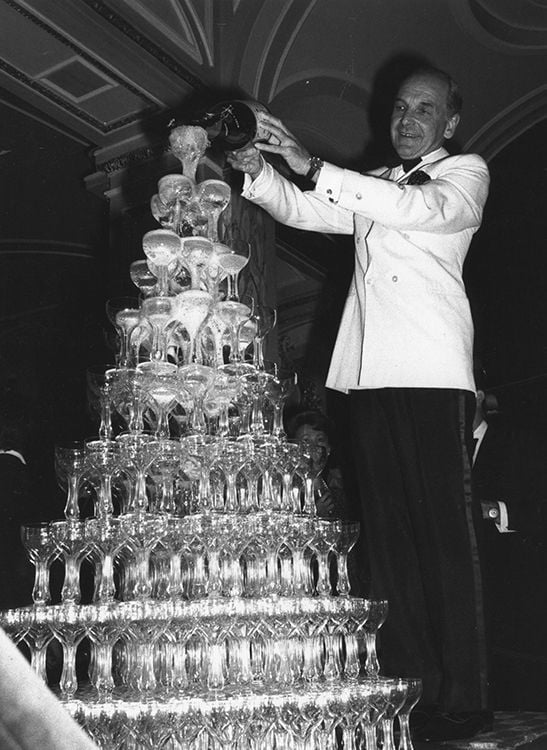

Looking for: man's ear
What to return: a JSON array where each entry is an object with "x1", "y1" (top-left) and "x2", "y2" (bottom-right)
[{"x1": 444, "y1": 113, "x2": 460, "y2": 140}]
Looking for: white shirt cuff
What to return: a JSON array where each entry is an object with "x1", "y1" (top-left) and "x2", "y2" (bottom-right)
[{"x1": 496, "y1": 501, "x2": 516, "y2": 533}]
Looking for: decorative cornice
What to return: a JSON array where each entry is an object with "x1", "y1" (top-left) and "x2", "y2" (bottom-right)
[
  {"x1": 82, "y1": 0, "x2": 208, "y2": 91},
  {"x1": 99, "y1": 144, "x2": 168, "y2": 174},
  {"x1": 1, "y1": 0, "x2": 159, "y2": 132}
]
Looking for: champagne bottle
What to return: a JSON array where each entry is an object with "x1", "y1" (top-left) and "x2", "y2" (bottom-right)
[{"x1": 190, "y1": 100, "x2": 272, "y2": 150}]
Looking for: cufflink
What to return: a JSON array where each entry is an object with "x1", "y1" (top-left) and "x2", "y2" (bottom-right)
[{"x1": 488, "y1": 506, "x2": 499, "y2": 520}]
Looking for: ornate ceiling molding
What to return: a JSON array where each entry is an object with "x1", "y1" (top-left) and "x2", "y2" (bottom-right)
[
  {"x1": 1, "y1": 0, "x2": 159, "y2": 132},
  {"x1": 86, "y1": 0, "x2": 213, "y2": 75},
  {"x1": 469, "y1": 0, "x2": 547, "y2": 49},
  {"x1": 465, "y1": 84, "x2": 547, "y2": 160}
]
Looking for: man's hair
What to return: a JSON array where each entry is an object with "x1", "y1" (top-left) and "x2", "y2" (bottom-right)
[
  {"x1": 286, "y1": 409, "x2": 334, "y2": 441},
  {"x1": 407, "y1": 65, "x2": 463, "y2": 116}
]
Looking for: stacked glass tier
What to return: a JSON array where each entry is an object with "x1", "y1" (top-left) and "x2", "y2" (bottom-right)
[{"x1": 0, "y1": 125, "x2": 421, "y2": 749}]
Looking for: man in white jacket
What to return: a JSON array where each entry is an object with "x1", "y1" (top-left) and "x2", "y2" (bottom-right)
[{"x1": 228, "y1": 65, "x2": 491, "y2": 741}]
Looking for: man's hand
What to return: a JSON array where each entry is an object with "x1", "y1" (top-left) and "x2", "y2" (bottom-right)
[
  {"x1": 253, "y1": 113, "x2": 311, "y2": 176},
  {"x1": 226, "y1": 145, "x2": 264, "y2": 181}
]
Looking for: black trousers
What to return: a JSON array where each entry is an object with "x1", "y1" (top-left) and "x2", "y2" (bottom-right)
[{"x1": 348, "y1": 388, "x2": 489, "y2": 712}]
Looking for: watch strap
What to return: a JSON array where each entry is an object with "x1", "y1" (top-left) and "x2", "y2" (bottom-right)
[{"x1": 306, "y1": 156, "x2": 324, "y2": 181}]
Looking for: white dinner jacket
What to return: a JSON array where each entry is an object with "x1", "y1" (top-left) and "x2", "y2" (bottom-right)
[{"x1": 242, "y1": 147, "x2": 490, "y2": 393}]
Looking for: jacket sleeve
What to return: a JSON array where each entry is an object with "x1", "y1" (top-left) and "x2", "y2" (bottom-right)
[
  {"x1": 315, "y1": 154, "x2": 490, "y2": 234},
  {"x1": 241, "y1": 161, "x2": 355, "y2": 235}
]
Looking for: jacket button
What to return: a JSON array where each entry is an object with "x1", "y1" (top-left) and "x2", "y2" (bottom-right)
[
  {"x1": 356, "y1": 193, "x2": 362, "y2": 200},
  {"x1": 392, "y1": 275, "x2": 398, "y2": 282},
  {"x1": 326, "y1": 188, "x2": 332, "y2": 195}
]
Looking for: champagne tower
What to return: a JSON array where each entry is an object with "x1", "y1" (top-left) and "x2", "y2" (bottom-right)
[{"x1": 0, "y1": 121, "x2": 420, "y2": 749}]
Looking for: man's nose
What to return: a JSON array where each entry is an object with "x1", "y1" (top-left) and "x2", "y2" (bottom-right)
[{"x1": 400, "y1": 110, "x2": 413, "y2": 125}]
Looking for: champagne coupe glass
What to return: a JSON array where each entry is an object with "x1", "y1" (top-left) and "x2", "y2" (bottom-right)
[
  {"x1": 333, "y1": 520, "x2": 360, "y2": 596},
  {"x1": 294, "y1": 437, "x2": 323, "y2": 515},
  {"x1": 130, "y1": 259, "x2": 158, "y2": 299},
  {"x1": 149, "y1": 439, "x2": 182, "y2": 514},
  {"x1": 358, "y1": 680, "x2": 390, "y2": 750},
  {"x1": 116, "y1": 431, "x2": 161, "y2": 516},
  {"x1": 279, "y1": 440, "x2": 301, "y2": 511},
  {"x1": 51, "y1": 520, "x2": 89, "y2": 604},
  {"x1": 179, "y1": 236, "x2": 214, "y2": 290},
  {"x1": 242, "y1": 364, "x2": 276, "y2": 436},
  {"x1": 84, "y1": 437, "x2": 121, "y2": 522},
  {"x1": 54, "y1": 440, "x2": 88, "y2": 524},
  {"x1": 264, "y1": 368, "x2": 297, "y2": 439},
  {"x1": 197, "y1": 178, "x2": 231, "y2": 241},
  {"x1": 86, "y1": 606, "x2": 124, "y2": 700},
  {"x1": 22, "y1": 621, "x2": 54, "y2": 683},
  {"x1": 217, "y1": 239, "x2": 251, "y2": 300},
  {"x1": 20, "y1": 521, "x2": 58, "y2": 604},
  {"x1": 142, "y1": 229, "x2": 180, "y2": 296},
  {"x1": 146, "y1": 369, "x2": 186, "y2": 438},
  {"x1": 378, "y1": 678, "x2": 409, "y2": 750},
  {"x1": 50, "y1": 608, "x2": 87, "y2": 699},
  {"x1": 205, "y1": 369, "x2": 240, "y2": 438},
  {"x1": 182, "y1": 199, "x2": 209, "y2": 237},
  {"x1": 310, "y1": 519, "x2": 339, "y2": 596},
  {"x1": 364, "y1": 598, "x2": 389, "y2": 676},
  {"x1": 179, "y1": 363, "x2": 215, "y2": 435},
  {"x1": 110, "y1": 366, "x2": 148, "y2": 435},
  {"x1": 105, "y1": 296, "x2": 141, "y2": 368},
  {"x1": 212, "y1": 439, "x2": 246, "y2": 511},
  {"x1": 86, "y1": 518, "x2": 126, "y2": 603},
  {"x1": 140, "y1": 296, "x2": 175, "y2": 361},
  {"x1": 251, "y1": 304, "x2": 277, "y2": 368},
  {"x1": 157, "y1": 173, "x2": 195, "y2": 234},
  {"x1": 174, "y1": 289, "x2": 213, "y2": 364},
  {"x1": 150, "y1": 192, "x2": 173, "y2": 229},
  {"x1": 202, "y1": 241, "x2": 231, "y2": 297},
  {"x1": 213, "y1": 295, "x2": 254, "y2": 364},
  {"x1": 168, "y1": 124, "x2": 210, "y2": 182},
  {"x1": 158, "y1": 173, "x2": 195, "y2": 207},
  {"x1": 237, "y1": 317, "x2": 258, "y2": 362},
  {"x1": 397, "y1": 678, "x2": 423, "y2": 750},
  {"x1": 86, "y1": 364, "x2": 118, "y2": 439}
]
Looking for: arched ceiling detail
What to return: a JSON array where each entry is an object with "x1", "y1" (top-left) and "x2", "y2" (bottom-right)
[
  {"x1": 465, "y1": 84, "x2": 547, "y2": 161},
  {"x1": 468, "y1": 0, "x2": 547, "y2": 49},
  {"x1": 107, "y1": 0, "x2": 213, "y2": 67}
]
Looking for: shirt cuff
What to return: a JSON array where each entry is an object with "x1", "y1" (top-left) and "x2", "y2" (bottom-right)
[
  {"x1": 315, "y1": 161, "x2": 346, "y2": 204},
  {"x1": 496, "y1": 501, "x2": 516, "y2": 533},
  {"x1": 241, "y1": 157, "x2": 271, "y2": 199}
]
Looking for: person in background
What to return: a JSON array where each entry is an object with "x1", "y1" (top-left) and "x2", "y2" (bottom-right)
[
  {"x1": 286, "y1": 409, "x2": 347, "y2": 519},
  {"x1": 472, "y1": 377, "x2": 547, "y2": 710},
  {"x1": 228, "y1": 64, "x2": 491, "y2": 740}
]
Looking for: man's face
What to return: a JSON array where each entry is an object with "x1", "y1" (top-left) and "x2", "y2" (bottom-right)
[{"x1": 390, "y1": 73, "x2": 460, "y2": 160}]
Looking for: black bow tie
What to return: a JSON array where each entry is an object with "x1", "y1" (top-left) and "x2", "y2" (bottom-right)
[{"x1": 386, "y1": 156, "x2": 422, "y2": 172}]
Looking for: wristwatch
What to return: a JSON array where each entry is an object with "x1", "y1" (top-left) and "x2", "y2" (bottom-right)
[{"x1": 306, "y1": 155, "x2": 324, "y2": 181}]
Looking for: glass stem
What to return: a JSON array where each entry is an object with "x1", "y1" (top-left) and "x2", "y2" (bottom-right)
[
  {"x1": 60, "y1": 641, "x2": 80, "y2": 698},
  {"x1": 64, "y1": 475, "x2": 80, "y2": 522},
  {"x1": 61, "y1": 554, "x2": 82, "y2": 603},
  {"x1": 32, "y1": 559, "x2": 50, "y2": 604}
]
